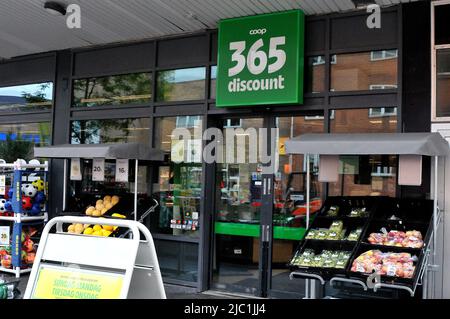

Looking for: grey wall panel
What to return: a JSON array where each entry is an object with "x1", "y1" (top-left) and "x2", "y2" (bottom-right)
[
  {"x1": 330, "y1": 93, "x2": 398, "y2": 108},
  {"x1": 330, "y1": 10, "x2": 398, "y2": 50},
  {"x1": 211, "y1": 32, "x2": 218, "y2": 63},
  {"x1": 73, "y1": 42, "x2": 155, "y2": 77},
  {"x1": 305, "y1": 19, "x2": 326, "y2": 53},
  {"x1": 157, "y1": 35, "x2": 209, "y2": 68},
  {"x1": 0, "y1": 54, "x2": 55, "y2": 87}
]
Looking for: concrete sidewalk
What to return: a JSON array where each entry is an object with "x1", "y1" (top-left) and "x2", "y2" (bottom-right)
[{"x1": 2, "y1": 274, "x2": 242, "y2": 299}]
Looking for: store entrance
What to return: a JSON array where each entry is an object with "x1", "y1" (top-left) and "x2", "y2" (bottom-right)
[
  {"x1": 211, "y1": 117, "x2": 266, "y2": 296},
  {"x1": 210, "y1": 115, "x2": 325, "y2": 297}
]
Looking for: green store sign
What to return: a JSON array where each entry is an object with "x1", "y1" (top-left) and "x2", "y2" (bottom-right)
[{"x1": 216, "y1": 10, "x2": 305, "y2": 108}]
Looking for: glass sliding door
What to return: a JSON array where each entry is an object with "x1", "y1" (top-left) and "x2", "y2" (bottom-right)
[
  {"x1": 212, "y1": 117, "x2": 265, "y2": 296},
  {"x1": 270, "y1": 115, "x2": 324, "y2": 298}
]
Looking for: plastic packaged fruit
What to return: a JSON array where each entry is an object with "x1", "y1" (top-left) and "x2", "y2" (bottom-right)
[
  {"x1": 111, "y1": 195, "x2": 120, "y2": 205},
  {"x1": 105, "y1": 202, "x2": 113, "y2": 210},
  {"x1": 102, "y1": 225, "x2": 114, "y2": 231},
  {"x1": 92, "y1": 210, "x2": 102, "y2": 217},
  {"x1": 93, "y1": 225, "x2": 102, "y2": 232},
  {"x1": 83, "y1": 227, "x2": 94, "y2": 235},
  {"x1": 101, "y1": 229, "x2": 112, "y2": 237},
  {"x1": 92, "y1": 230, "x2": 103, "y2": 237},
  {"x1": 95, "y1": 203, "x2": 104, "y2": 211},
  {"x1": 74, "y1": 224, "x2": 84, "y2": 234},
  {"x1": 101, "y1": 208, "x2": 108, "y2": 215},
  {"x1": 96, "y1": 199, "x2": 103, "y2": 206},
  {"x1": 103, "y1": 195, "x2": 112, "y2": 202},
  {"x1": 68, "y1": 225, "x2": 75, "y2": 233},
  {"x1": 86, "y1": 206, "x2": 95, "y2": 216}
]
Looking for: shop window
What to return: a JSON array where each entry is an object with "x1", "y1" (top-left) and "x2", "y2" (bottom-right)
[
  {"x1": 306, "y1": 56, "x2": 325, "y2": 93},
  {"x1": 156, "y1": 67, "x2": 206, "y2": 102},
  {"x1": 210, "y1": 65, "x2": 217, "y2": 99},
  {"x1": 70, "y1": 118, "x2": 150, "y2": 145},
  {"x1": 0, "y1": 122, "x2": 51, "y2": 162},
  {"x1": 368, "y1": 107, "x2": 398, "y2": 117},
  {"x1": 328, "y1": 108, "x2": 397, "y2": 197},
  {"x1": 435, "y1": 49, "x2": 450, "y2": 118},
  {"x1": 330, "y1": 50, "x2": 398, "y2": 92},
  {"x1": 370, "y1": 50, "x2": 398, "y2": 61},
  {"x1": 0, "y1": 82, "x2": 53, "y2": 113},
  {"x1": 150, "y1": 116, "x2": 203, "y2": 238},
  {"x1": 67, "y1": 118, "x2": 152, "y2": 218},
  {"x1": 72, "y1": 73, "x2": 152, "y2": 108}
]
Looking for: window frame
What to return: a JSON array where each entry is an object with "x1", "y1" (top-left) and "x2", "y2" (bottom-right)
[{"x1": 432, "y1": 0, "x2": 450, "y2": 122}]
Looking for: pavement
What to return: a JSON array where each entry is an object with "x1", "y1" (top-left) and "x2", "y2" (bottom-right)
[{"x1": 1, "y1": 273, "x2": 244, "y2": 299}]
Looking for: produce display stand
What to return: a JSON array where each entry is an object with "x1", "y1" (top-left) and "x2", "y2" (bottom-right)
[
  {"x1": 28, "y1": 144, "x2": 166, "y2": 298},
  {"x1": 23, "y1": 216, "x2": 166, "y2": 299},
  {"x1": 33, "y1": 143, "x2": 164, "y2": 221},
  {"x1": 0, "y1": 160, "x2": 49, "y2": 278},
  {"x1": 285, "y1": 132, "x2": 449, "y2": 299}
]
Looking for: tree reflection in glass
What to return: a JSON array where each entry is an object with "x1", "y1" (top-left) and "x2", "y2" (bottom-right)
[{"x1": 72, "y1": 73, "x2": 152, "y2": 107}]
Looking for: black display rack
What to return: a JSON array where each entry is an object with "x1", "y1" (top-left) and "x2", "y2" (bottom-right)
[{"x1": 289, "y1": 196, "x2": 435, "y2": 297}]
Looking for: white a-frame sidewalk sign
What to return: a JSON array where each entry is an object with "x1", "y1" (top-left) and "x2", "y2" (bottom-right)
[{"x1": 23, "y1": 216, "x2": 166, "y2": 299}]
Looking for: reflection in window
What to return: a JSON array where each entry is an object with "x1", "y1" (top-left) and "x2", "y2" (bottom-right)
[
  {"x1": 331, "y1": 50, "x2": 398, "y2": 92},
  {"x1": 306, "y1": 56, "x2": 325, "y2": 93},
  {"x1": 329, "y1": 108, "x2": 397, "y2": 197},
  {"x1": 70, "y1": 118, "x2": 150, "y2": 145},
  {"x1": 0, "y1": 82, "x2": 53, "y2": 113},
  {"x1": 157, "y1": 67, "x2": 206, "y2": 102},
  {"x1": 72, "y1": 73, "x2": 152, "y2": 107},
  {"x1": 151, "y1": 116, "x2": 203, "y2": 238},
  {"x1": 0, "y1": 122, "x2": 51, "y2": 162},
  {"x1": 330, "y1": 108, "x2": 397, "y2": 133},
  {"x1": 210, "y1": 65, "x2": 217, "y2": 99},
  {"x1": 370, "y1": 50, "x2": 398, "y2": 61},
  {"x1": 436, "y1": 49, "x2": 450, "y2": 117}
]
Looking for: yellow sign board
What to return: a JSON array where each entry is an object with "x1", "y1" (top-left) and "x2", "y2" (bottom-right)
[{"x1": 32, "y1": 265, "x2": 124, "y2": 299}]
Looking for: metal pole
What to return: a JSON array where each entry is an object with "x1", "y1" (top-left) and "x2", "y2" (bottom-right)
[
  {"x1": 433, "y1": 156, "x2": 438, "y2": 259},
  {"x1": 306, "y1": 154, "x2": 312, "y2": 298},
  {"x1": 306, "y1": 154, "x2": 310, "y2": 228},
  {"x1": 134, "y1": 159, "x2": 138, "y2": 222}
]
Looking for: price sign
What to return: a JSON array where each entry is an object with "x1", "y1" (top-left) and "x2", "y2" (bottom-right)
[
  {"x1": 0, "y1": 226, "x2": 10, "y2": 246},
  {"x1": 0, "y1": 175, "x2": 5, "y2": 195},
  {"x1": 70, "y1": 158, "x2": 82, "y2": 181},
  {"x1": 92, "y1": 158, "x2": 105, "y2": 182},
  {"x1": 115, "y1": 159, "x2": 129, "y2": 182},
  {"x1": 216, "y1": 10, "x2": 304, "y2": 107}
]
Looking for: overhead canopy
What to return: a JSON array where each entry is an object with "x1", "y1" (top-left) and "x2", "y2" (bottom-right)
[
  {"x1": 285, "y1": 133, "x2": 450, "y2": 156},
  {"x1": 34, "y1": 143, "x2": 165, "y2": 161}
]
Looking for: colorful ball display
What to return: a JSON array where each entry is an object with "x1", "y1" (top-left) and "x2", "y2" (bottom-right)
[
  {"x1": 22, "y1": 184, "x2": 37, "y2": 198},
  {"x1": 30, "y1": 203, "x2": 41, "y2": 216},
  {"x1": 0, "y1": 199, "x2": 6, "y2": 213},
  {"x1": 32, "y1": 179, "x2": 45, "y2": 192},
  {"x1": 34, "y1": 192, "x2": 46, "y2": 204},
  {"x1": 22, "y1": 196, "x2": 33, "y2": 211}
]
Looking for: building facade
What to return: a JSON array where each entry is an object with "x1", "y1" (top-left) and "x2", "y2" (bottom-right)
[{"x1": 0, "y1": 1, "x2": 447, "y2": 298}]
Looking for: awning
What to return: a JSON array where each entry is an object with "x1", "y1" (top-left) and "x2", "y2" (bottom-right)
[
  {"x1": 34, "y1": 143, "x2": 165, "y2": 161},
  {"x1": 285, "y1": 133, "x2": 450, "y2": 156}
]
